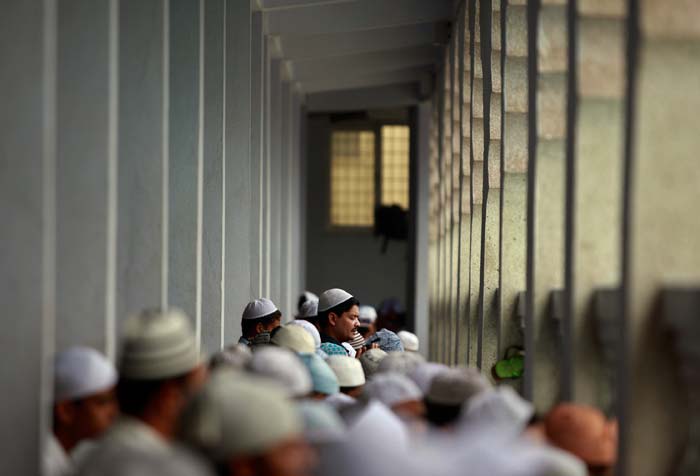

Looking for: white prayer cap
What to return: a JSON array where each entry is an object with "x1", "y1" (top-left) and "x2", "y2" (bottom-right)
[
  {"x1": 301, "y1": 291, "x2": 318, "y2": 303},
  {"x1": 298, "y1": 300, "x2": 319, "y2": 320},
  {"x1": 318, "y1": 288, "x2": 354, "y2": 312},
  {"x1": 179, "y1": 370, "x2": 302, "y2": 462},
  {"x1": 408, "y1": 362, "x2": 449, "y2": 394},
  {"x1": 358, "y1": 305, "x2": 377, "y2": 325},
  {"x1": 463, "y1": 386, "x2": 534, "y2": 433},
  {"x1": 287, "y1": 319, "x2": 321, "y2": 350},
  {"x1": 364, "y1": 372, "x2": 423, "y2": 408},
  {"x1": 119, "y1": 308, "x2": 201, "y2": 380},
  {"x1": 324, "y1": 392, "x2": 356, "y2": 412},
  {"x1": 210, "y1": 344, "x2": 252, "y2": 370},
  {"x1": 326, "y1": 355, "x2": 365, "y2": 387},
  {"x1": 376, "y1": 350, "x2": 425, "y2": 376},
  {"x1": 54, "y1": 347, "x2": 117, "y2": 402},
  {"x1": 398, "y1": 330, "x2": 419, "y2": 352},
  {"x1": 347, "y1": 400, "x2": 409, "y2": 452},
  {"x1": 248, "y1": 346, "x2": 312, "y2": 398},
  {"x1": 242, "y1": 298, "x2": 278, "y2": 320},
  {"x1": 426, "y1": 367, "x2": 491, "y2": 406},
  {"x1": 297, "y1": 400, "x2": 346, "y2": 445},
  {"x1": 359, "y1": 348, "x2": 388, "y2": 378},
  {"x1": 271, "y1": 325, "x2": 316, "y2": 354}
]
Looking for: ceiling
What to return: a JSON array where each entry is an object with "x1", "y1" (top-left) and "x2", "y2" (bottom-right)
[{"x1": 256, "y1": 0, "x2": 456, "y2": 109}]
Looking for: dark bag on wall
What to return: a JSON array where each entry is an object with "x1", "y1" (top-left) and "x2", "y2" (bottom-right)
[{"x1": 374, "y1": 205, "x2": 408, "y2": 253}]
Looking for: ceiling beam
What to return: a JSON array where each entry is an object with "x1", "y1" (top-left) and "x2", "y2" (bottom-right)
[
  {"x1": 301, "y1": 67, "x2": 429, "y2": 93},
  {"x1": 265, "y1": 0, "x2": 453, "y2": 36},
  {"x1": 289, "y1": 45, "x2": 438, "y2": 81},
  {"x1": 306, "y1": 83, "x2": 420, "y2": 112},
  {"x1": 277, "y1": 22, "x2": 435, "y2": 60}
]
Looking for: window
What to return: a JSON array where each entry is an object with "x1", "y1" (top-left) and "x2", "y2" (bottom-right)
[
  {"x1": 381, "y1": 125, "x2": 410, "y2": 209},
  {"x1": 330, "y1": 130, "x2": 376, "y2": 227},
  {"x1": 329, "y1": 125, "x2": 411, "y2": 228}
]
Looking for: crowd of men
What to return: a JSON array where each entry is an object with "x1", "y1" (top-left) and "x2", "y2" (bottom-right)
[{"x1": 46, "y1": 288, "x2": 617, "y2": 476}]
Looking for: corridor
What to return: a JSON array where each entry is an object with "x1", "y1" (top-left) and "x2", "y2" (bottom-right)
[{"x1": 1, "y1": 1, "x2": 698, "y2": 476}]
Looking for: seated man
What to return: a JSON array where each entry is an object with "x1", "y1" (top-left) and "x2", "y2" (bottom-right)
[
  {"x1": 45, "y1": 347, "x2": 118, "y2": 476},
  {"x1": 238, "y1": 298, "x2": 282, "y2": 347},
  {"x1": 317, "y1": 288, "x2": 360, "y2": 357},
  {"x1": 78, "y1": 308, "x2": 207, "y2": 475}
]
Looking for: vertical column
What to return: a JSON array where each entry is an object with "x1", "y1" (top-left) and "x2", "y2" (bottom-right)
[
  {"x1": 168, "y1": 0, "x2": 201, "y2": 335},
  {"x1": 620, "y1": 2, "x2": 700, "y2": 475},
  {"x1": 415, "y1": 100, "x2": 433, "y2": 358},
  {"x1": 279, "y1": 79, "x2": 291, "y2": 316},
  {"x1": 428, "y1": 98, "x2": 441, "y2": 361},
  {"x1": 458, "y1": 3, "x2": 472, "y2": 366},
  {"x1": 563, "y1": 0, "x2": 626, "y2": 406},
  {"x1": 117, "y1": 0, "x2": 167, "y2": 321},
  {"x1": 55, "y1": 0, "x2": 115, "y2": 354},
  {"x1": 524, "y1": 0, "x2": 568, "y2": 412},
  {"x1": 268, "y1": 58, "x2": 282, "y2": 309},
  {"x1": 447, "y1": 38, "x2": 457, "y2": 365},
  {"x1": 468, "y1": 0, "x2": 484, "y2": 366},
  {"x1": 479, "y1": 0, "x2": 502, "y2": 376},
  {"x1": 201, "y1": 0, "x2": 225, "y2": 353},
  {"x1": 0, "y1": 2, "x2": 56, "y2": 472},
  {"x1": 437, "y1": 63, "x2": 448, "y2": 363},
  {"x1": 224, "y1": 0, "x2": 252, "y2": 343},
  {"x1": 499, "y1": 0, "x2": 528, "y2": 388},
  {"x1": 249, "y1": 11, "x2": 264, "y2": 299}
]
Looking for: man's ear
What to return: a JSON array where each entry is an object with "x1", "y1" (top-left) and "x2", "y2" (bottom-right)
[
  {"x1": 55, "y1": 401, "x2": 76, "y2": 426},
  {"x1": 328, "y1": 312, "x2": 338, "y2": 327},
  {"x1": 255, "y1": 321, "x2": 265, "y2": 335}
]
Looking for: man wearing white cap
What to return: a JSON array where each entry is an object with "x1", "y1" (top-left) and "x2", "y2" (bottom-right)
[
  {"x1": 358, "y1": 305, "x2": 378, "y2": 339},
  {"x1": 398, "y1": 330, "x2": 420, "y2": 352},
  {"x1": 45, "y1": 347, "x2": 118, "y2": 476},
  {"x1": 317, "y1": 288, "x2": 360, "y2": 357},
  {"x1": 326, "y1": 355, "x2": 366, "y2": 399},
  {"x1": 239, "y1": 298, "x2": 282, "y2": 346},
  {"x1": 179, "y1": 370, "x2": 316, "y2": 476},
  {"x1": 78, "y1": 308, "x2": 206, "y2": 475}
]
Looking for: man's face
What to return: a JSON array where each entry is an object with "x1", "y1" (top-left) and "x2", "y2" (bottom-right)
[
  {"x1": 259, "y1": 315, "x2": 282, "y2": 334},
  {"x1": 67, "y1": 387, "x2": 118, "y2": 440},
  {"x1": 331, "y1": 305, "x2": 360, "y2": 342},
  {"x1": 230, "y1": 436, "x2": 316, "y2": 476}
]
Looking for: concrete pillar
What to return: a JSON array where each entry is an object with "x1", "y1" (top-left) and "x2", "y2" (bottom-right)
[
  {"x1": 620, "y1": 2, "x2": 700, "y2": 475},
  {"x1": 429, "y1": 97, "x2": 441, "y2": 361},
  {"x1": 439, "y1": 62, "x2": 451, "y2": 363},
  {"x1": 279, "y1": 79, "x2": 292, "y2": 317},
  {"x1": 224, "y1": 0, "x2": 253, "y2": 343},
  {"x1": 55, "y1": 0, "x2": 116, "y2": 355},
  {"x1": 167, "y1": 0, "x2": 201, "y2": 339},
  {"x1": 201, "y1": 0, "x2": 226, "y2": 353},
  {"x1": 249, "y1": 11, "x2": 264, "y2": 299},
  {"x1": 524, "y1": 1, "x2": 568, "y2": 412},
  {"x1": 449, "y1": 31, "x2": 460, "y2": 366},
  {"x1": 268, "y1": 57, "x2": 282, "y2": 309},
  {"x1": 562, "y1": 1, "x2": 626, "y2": 407},
  {"x1": 457, "y1": 4, "x2": 472, "y2": 366},
  {"x1": 415, "y1": 100, "x2": 433, "y2": 358},
  {"x1": 468, "y1": 0, "x2": 484, "y2": 366},
  {"x1": 478, "y1": 0, "x2": 502, "y2": 377},
  {"x1": 117, "y1": 0, "x2": 168, "y2": 321},
  {"x1": 499, "y1": 0, "x2": 528, "y2": 391},
  {"x1": 0, "y1": 2, "x2": 56, "y2": 471}
]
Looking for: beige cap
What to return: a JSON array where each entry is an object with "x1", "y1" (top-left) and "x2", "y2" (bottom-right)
[
  {"x1": 326, "y1": 355, "x2": 365, "y2": 387},
  {"x1": 318, "y1": 288, "x2": 354, "y2": 312},
  {"x1": 271, "y1": 325, "x2": 316, "y2": 354},
  {"x1": 248, "y1": 346, "x2": 312, "y2": 398},
  {"x1": 179, "y1": 370, "x2": 302, "y2": 462},
  {"x1": 426, "y1": 367, "x2": 491, "y2": 406},
  {"x1": 397, "y1": 330, "x2": 419, "y2": 352},
  {"x1": 359, "y1": 348, "x2": 388, "y2": 378},
  {"x1": 54, "y1": 347, "x2": 117, "y2": 402},
  {"x1": 119, "y1": 308, "x2": 200, "y2": 380}
]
